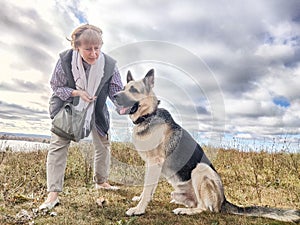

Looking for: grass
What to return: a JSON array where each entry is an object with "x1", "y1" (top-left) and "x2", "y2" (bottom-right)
[{"x1": 0, "y1": 142, "x2": 299, "y2": 225}]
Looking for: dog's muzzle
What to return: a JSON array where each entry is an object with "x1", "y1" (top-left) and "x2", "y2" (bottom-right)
[
  {"x1": 114, "y1": 98, "x2": 139, "y2": 115},
  {"x1": 113, "y1": 93, "x2": 139, "y2": 115}
]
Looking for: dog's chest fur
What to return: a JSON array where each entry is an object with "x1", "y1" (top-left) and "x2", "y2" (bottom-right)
[
  {"x1": 132, "y1": 115, "x2": 169, "y2": 163},
  {"x1": 131, "y1": 108, "x2": 182, "y2": 168}
]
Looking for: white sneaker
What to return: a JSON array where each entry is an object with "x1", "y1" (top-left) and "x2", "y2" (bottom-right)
[{"x1": 39, "y1": 198, "x2": 60, "y2": 210}]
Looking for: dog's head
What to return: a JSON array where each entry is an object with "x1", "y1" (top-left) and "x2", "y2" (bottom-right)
[{"x1": 114, "y1": 69, "x2": 159, "y2": 122}]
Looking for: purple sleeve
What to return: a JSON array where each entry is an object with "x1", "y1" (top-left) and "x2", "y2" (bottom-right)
[
  {"x1": 108, "y1": 65, "x2": 123, "y2": 102},
  {"x1": 50, "y1": 59, "x2": 74, "y2": 101}
]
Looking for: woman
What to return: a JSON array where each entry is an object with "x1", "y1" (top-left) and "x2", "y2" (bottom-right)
[{"x1": 39, "y1": 24, "x2": 123, "y2": 210}]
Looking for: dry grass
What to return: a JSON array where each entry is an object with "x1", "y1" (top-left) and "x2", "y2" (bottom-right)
[{"x1": 0, "y1": 142, "x2": 299, "y2": 225}]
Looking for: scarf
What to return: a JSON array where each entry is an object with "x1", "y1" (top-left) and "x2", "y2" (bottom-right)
[{"x1": 71, "y1": 50, "x2": 104, "y2": 137}]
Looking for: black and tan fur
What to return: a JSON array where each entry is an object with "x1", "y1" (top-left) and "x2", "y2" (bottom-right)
[{"x1": 114, "y1": 69, "x2": 300, "y2": 222}]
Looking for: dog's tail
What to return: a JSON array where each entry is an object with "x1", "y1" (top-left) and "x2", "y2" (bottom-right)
[{"x1": 221, "y1": 199, "x2": 300, "y2": 223}]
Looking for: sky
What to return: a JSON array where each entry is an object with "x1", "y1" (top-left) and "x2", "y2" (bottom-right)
[{"x1": 0, "y1": 0, "x2": 300, "y2": 151}]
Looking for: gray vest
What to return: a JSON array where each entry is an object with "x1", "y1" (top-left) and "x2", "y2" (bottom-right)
[{"x1": 49, "y1": 49, "x2": 116, "y2": 135}]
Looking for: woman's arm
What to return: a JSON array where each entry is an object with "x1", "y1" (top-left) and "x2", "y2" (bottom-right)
[
  {"x1": 50, "y1": 59, "x2": 74, "y2": 101},
  {"x1": 108, "y1": 65, "x2": 123, "y2": 102}
]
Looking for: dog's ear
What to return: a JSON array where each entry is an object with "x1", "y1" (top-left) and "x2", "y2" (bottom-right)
[
  {"x1": 143, "y1": 69, "x2": 154, "y2": 92},
  {"x1": 127, "y1": 70, "x2": 134, "y2": 83}
]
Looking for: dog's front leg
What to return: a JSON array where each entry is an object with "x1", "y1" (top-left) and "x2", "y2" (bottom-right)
[{"x1": 126, "y1": 162, "x2": 162, "y2": 216}]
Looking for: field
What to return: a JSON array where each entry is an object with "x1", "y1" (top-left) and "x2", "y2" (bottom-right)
[{"x1": 0, "y1": 142, "x2": 299, "y2": 225}]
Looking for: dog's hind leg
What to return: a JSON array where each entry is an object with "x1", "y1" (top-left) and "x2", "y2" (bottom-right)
[
  {"x1": 170, "y1": 180, "x2": 197, "y2": 207},
  {"x1": 173, "y1": 163, "x2": 224, "y2": 215},
  {"x1": 170, "y1": 191, "x2": 197, "y2": 207}
]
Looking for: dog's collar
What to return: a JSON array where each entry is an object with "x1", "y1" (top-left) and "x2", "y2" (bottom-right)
[
  {"x1": 133, "y1": 100, "x2": 160, "y2": 125},
  {"x1": 133, "y1": 111, "x2": 157, "y2": 125}
]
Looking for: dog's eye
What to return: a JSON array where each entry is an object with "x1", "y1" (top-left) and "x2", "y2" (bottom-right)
[{"x1": 129, "y1": 86, "x2": 139, "y2": 93}]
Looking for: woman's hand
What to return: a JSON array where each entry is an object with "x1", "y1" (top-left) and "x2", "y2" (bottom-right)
[{"x1": 72, "y1": 90, "x2": 96, "y2": 102}]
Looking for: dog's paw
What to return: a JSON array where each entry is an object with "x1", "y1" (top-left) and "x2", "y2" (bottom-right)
[
  {"x1": 170, "y1": 199, "x2": 176, "y2": 204},
  {"x1": 173, "y1": 208, "x2": 185, "y2": 215},
  {"x1": 173, "y1": 208, "x2": 192, "y2": 215},
  {"x1": 126, "y1": 207, "x2": 145, "y2": 216},
  {"x1": 173, "y1": 207, "x2": 203, "y2": 215},
  {"x1": 132, "y1": 196, "x2": 141, "y2": 202}
]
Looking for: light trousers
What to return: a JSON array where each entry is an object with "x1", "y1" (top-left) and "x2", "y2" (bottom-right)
[{"x1": 46, "y1": 126, "x2": 110, "y2": 192}]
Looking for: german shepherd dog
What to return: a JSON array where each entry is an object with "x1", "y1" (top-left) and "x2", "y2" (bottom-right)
[{"x1": 114, "y1": 69, "x2": 300, "y2": 222}]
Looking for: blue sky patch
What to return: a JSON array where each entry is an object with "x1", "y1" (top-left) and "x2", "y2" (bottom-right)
[{"x1": 273, "y1": 96, "x2": 291, "y2": 108}]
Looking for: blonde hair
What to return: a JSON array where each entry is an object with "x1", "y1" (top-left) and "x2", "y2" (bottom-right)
[{"x1": 69, "y1": 24, "x2": 103, "y2": 49}]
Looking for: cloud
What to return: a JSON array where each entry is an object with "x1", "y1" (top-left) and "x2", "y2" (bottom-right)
[
  {"x1": 0, "y1": 100, "x2": 50, "y2": 134},
  {"x1": 0, "y1": 79, "x2": 48, "y2": 93},
  {"x1": 0, "y1": 101, "x2": 48, "y2": 118},
  {"x1": 0, "y1": 1, "x2": 62, "y2": 48},
  {"x1": 13, "y1": 43, "x2": 54, "y2": 73}
]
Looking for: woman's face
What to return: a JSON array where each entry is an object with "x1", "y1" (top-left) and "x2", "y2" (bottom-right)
[{"x1": 77, "y1": 43, "x2": 102, "y2": 65}]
